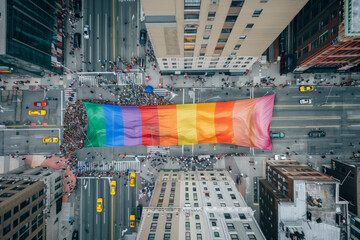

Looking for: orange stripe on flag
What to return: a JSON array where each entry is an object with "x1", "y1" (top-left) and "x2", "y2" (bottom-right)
[
  {"x1": 157, "y1": 105, "x2": 178, "y2": 145},
  {"x1": 196, "y1": 103, "x2": 217, "y2": 144},
  {"x1": 214, "y1": 101, "x2": 235, "y2": 144}
]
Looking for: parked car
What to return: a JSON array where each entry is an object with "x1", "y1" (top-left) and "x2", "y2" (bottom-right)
[
  {"x1": 28, "y1": 110, "x2": 46, "y2": 116},
  {"x1": 33, "y1": 101, "x2": 47, "y2": 107},
  {"x1": 275, "y1": 154, "x2": 287, "y2": 160},
  {"x1": 299, "y1": 85, "x2": 314, "y2": 92},
  {"x1": 43, "y1": 137, "x2": 59, "y2": 143},
  {"x1": 83, "y1": 25, "x2": 90, "y2": 39},
  {"x1": 308, "y1": 130, "x2": 326, "y2": 138},
  {"x1": 72, "y1": 230, "x2": 79, "y2": 240},
  {"x1": 300, "y1": 99, "x2": 312, "y2": 104},
  {"x1": 140, "y1": 30, "x2": 147, "y2": 46},
  {"x1": 270, "y1": 132, "x2": 285, "y2": 138},
  {"x1": 74, "y1": 33, "x2": 81, "y2": 49},
  {"x1": 136, "y1": 205, "x2": 143, "y2": 220}
]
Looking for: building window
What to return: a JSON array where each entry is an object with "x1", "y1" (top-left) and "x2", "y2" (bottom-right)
[
  {"x1": 184, "y1": 14, "x2": 199, "y2": 20},
  {"x1": 186, "y1": 232, "x2": 191, "y2": 240},
  {"x1": 201, "y1": 44, "x2": 207, "y2": 48},
  {"x1": 227, "y1": 223, "x2": 235, "y2": 230},
  {"x1": 32, "y1": 205, "x2": 38, "y2": 214},
  {"x1": 184, "y1": 28, "x2": 197, "y2": 34},
  {"x1": 20, "y1": 211, "x2": 30, "y2": 223},
  {"x1": 220, "y1": 203, "x2": 226, "y2": 207},
  {"x1": 186, "y1": 193, "x2": 189, "y2": 200},
  {"x1": 215, "y1": 46, "x2": 224, "y2": 50},
  {"x1": 13, "y1": 219, "x2": 18, "y2": 228},
  {"x1": 243, "y1": 223, "x2": 251, "y2": 230},
  {"x1": 184, "y1": 0, "x2": 201, "y2": 10},
  {"x1": 331, "y1": 26, "x2": 337, "y2": 36},
  {"x1": 197, "y1": 233, "x2": 202, "y2": 240},
  {"x1": 230, "y1": 194, "x2": 236, "y2": 199},
  {"x1": 193, "y1": 193, "x2": 198, "y2": 200},
  {"x1": 221, "y1": 28, "x2": 232, "y2": 34},
  {"x1": 150, "y1": 222, "x2": 157, "y2": 231},
  {"x1": 218, "y1": 38, "x2": 228, "y2": 43},
  {"x1": 195, "y1": 214, "x2": 200, "y2": 220},
  {"x1": 185, "y1": 221, "x2": 190, "y2": 230},
  {"x1": 196, "y1": 223, "x2": 201, "y2": 229},
  {"x1": 248, "y1": 234, "x2": 257, "y2": 240},
  {"x1": 184, "y1": 37, "x2": 196, "y2": 43},
  {"x1": 234, "y1": 202, "x2": 240, "y2": 207},
  {"x1": 167, "y1": 213, "x2": 172, "y2": 220},
  {"x1": 200, "y1": 53, "x2": 205, "y2": 56},
  {"x1": 148, "y1": 234, "x2": 155, "y2": 240},
  {"x1": 239, "y1": 213, "x2": 246, "y2": 220},
  {"x1": 230, "y1": 234, "x2": 239, "y2": 240},
  {"x1": 246, "y1": 23, "x2": 254, "y2": 28},
  {"x1": 331, "y1": 11, "x2": 337, "y2": 20},
  {"x1": 207, "y1": 202, "x2": 211, "y2": 206},
  {"x1": 217, "y1": 194, "x2": 223, "y2": 199},
  {"x1": 224, "y1": 213, "x2": 231, "y2": 219},
  {"x1": 203, "y1": 36, "x2": 210, "y2": 40},
  {"x1": 214, "y1": 232, "x2": 220, "y2": 237},
  {"x1": 4, "y1": 210, "x2": 11, "y2": 221},
  {"x1": 205, "y1": 25, "x2": 212, "y2": 30},
  {"x1": 3, "y1": 224, "x2": 11, "y2": 236},
  {"x1": 240, "y1": 35, "x2": 247, "y2": 39},
  {"x1": 165, "y1": 222, "x2": 172, "y2": 230},
  {"x1": 230, "y1": 0, "x2": 244, "y2": 7},
  {"x1": 184, "y1": 46, "x2": 195, "y2": 51},
  {"x1": 209, "y1": 213, "x2": 215, "y2": 217},
  {"x1": 234, "y1": 44, "x2": 241, "y2": 50},
  {"x1": 39, "y1": 189, "x2": 44, "y2": 196},
  {"x1": 252, "y1": 9, "x2": 263, "y2": 17},
  {"x1": 212, "y1": 221, "x2": 217, "y2": 226},
  {"x1": 0, "y1": 193, "x2": 14, "y2": 198},
  {"x1": 208, "y1": 12, "x2": 216, "y2": 21},
  {"x1": 164, "y1": 233, "x2": 171, "y2": 240},
  {"x1": 226, "y1": 16, "x2": 238, "y2": 22}
]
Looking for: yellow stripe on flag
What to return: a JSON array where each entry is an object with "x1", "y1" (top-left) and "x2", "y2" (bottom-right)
[{"x1": 177, "y1": 104, "x2": 198, "y2": 145}]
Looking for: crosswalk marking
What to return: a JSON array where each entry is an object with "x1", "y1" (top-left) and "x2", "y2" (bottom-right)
[
  {"x1": 64, "y1": 88, "x2": 77, "y2": 104},
  {"x1": 78, "y1": 160, "x2": 140, "y2": 173},
  {"x1": 79, "y1": 76, "x2": 98, "y2": 86},
  {"x1": 147, "y1": 146, "x2": 170, "y2": 156}
]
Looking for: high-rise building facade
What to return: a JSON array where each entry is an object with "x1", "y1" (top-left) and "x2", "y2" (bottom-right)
[
  {"x1": 141, "y1": 0, "x2": 308, "y2": 76},
  {"x1": 323, "y1": 159, "x2": 360, "y2": 240},
  {"x1": 259, "y1": 160, "x2": 349, "y2": 240},
  {"x1": 0, "y1": 0, "x2": 65, "y2": 75},
  {"x1": 293, "y1": 0, "x2": 360, "y2": 72},
  {"x1": 137, "y1": 170, "x2": 265, "y2": 239},
  {"x1": 0, "y1": 179, "x2": 46, "y2": 240}
]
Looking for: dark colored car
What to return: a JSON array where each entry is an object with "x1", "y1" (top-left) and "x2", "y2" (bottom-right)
[
  {"x1": 74, "y1": 33, "x2": 81, "y2": 49},
  {"x1": 72, "y1": 230, "x2": 78, "y2": 240},
  {"x1": 308, "y1": 130, "x2": 326, "y2": 138},
  {"x1": 136, "y1": 205, "x2": 143, "y2": 220},
  {"x1": 140, "y1": 30, "x2": 147, "y2": 46}
]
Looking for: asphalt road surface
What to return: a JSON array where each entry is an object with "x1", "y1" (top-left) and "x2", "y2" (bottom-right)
[
  {"x1": 79, "y1": 176, "x2": 137, "y2": 240},
  {"x1": 83, "y1": 0, "x2": 141, "y2": 72}
]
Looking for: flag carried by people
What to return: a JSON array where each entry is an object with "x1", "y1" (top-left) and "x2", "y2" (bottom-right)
[{"x1": 83, "y1": 94, "x2": 275, "y2": 150}]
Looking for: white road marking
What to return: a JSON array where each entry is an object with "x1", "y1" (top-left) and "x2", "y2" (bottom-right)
[
  {"x1": 105, "y1": 14, "x2": 107, "y2": 61},
  {"x1": 97, "y1": 14, "x2": 100, "y2": 61}
]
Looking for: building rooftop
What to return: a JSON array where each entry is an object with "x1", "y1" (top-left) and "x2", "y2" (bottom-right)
[{"x1": 267, "y1": 160, "x2": 335, "y2": 182}]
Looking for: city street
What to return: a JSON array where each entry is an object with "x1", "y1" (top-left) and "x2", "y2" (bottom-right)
[
  {"x1": 82, "y1": 0, "x2": 142, "y2": 72},
  {"x1": 79, "y1": 176, "x2": 137, "y2": 240}
]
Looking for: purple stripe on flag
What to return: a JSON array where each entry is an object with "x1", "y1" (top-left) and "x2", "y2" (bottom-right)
[{"x1": 120, "y1": 106, "x2": 142, "y2": 146}]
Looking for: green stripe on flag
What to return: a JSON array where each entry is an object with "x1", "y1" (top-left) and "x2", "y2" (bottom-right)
[{"x1": 83, "y1": 102, "x2": 107, "y2": 147}]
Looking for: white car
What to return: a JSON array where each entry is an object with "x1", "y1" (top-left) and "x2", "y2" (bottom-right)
[
  {"x1": 83, "y1": 25, "x2": 90, "y2": 39},
  {"x1": 300, "y1": 99, "x2": 312, "y2": 104},
  {"x1": 275, "y1": 154, "x2": 287, "y2": 160}
]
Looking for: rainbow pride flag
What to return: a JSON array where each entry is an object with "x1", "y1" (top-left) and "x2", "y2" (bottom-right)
[{"x1": 83, "y1": 94, "x2": 275, "y2": 150}]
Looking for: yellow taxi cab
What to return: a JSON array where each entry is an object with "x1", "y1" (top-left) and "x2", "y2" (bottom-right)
[
  {"x1": 299, "y1": 85, "x2": 314, "y2": 92},
  {"x1": 97, "y1": 198, "x2": 103, "y2": 212},
  {"x1": 43, "y1": 137, "x2": 59, "y2": 143},
  {"x1": 130, "y1": 215, "x2": 135, "y2": 228},
  {"x1": 129, "y1": 172, "x2": 136, "y2": 187},
  {"x1": 28, "y1": 110, "x2": 47, "y2": 116},
  {"x1": 110, "y1": 180, "x2": 116, "y2": 195}
]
